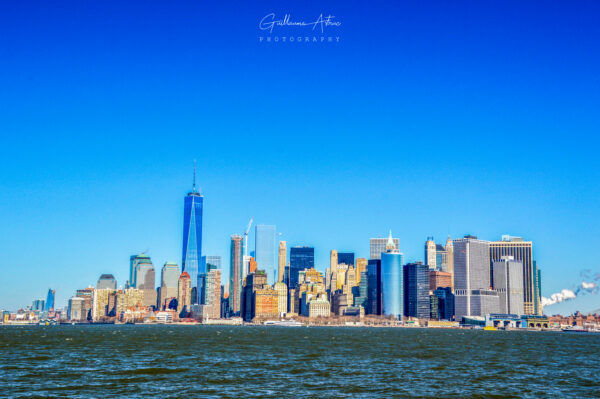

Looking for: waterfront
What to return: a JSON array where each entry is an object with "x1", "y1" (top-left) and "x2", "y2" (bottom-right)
[{"x1": 1, "y1": 326, "x2": 599, "y2": 397}]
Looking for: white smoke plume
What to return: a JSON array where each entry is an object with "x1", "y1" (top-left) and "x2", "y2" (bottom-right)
[
  {"x1": 542, "y1": 276, "x2": 600, "y2": 308},
  {"x1": 542, "y1": 289, "x2": 576, "y2": 307}
]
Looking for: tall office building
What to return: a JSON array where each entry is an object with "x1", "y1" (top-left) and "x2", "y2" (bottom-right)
[
  {"x1": 278, "y1": 241, "x2": 287, "y2": 283},
  {"x1": 367, "y1": 259, "x2": 381, "y2": 315},
  {"x1": 97, "y1": 274, "x2": 117, "y2": 290},
  {"x1": 380, "y1": 232, "x2": 404, "y2": 318},
  {"x1": 205, "y1": 268, "x2": 222, "y2": 319},
  {"x1": 445, "y1": 236, "x2": 454, "y2": 290},
  {"x1": 404, "y1": 262, "x2": 430, "y2": 319},
  {"x1": 205, "y1": 256, "x2": 221, "y2": 269},
  {"x1": 489, "y1": 235, "x2": 535, "y2": 314},
  {"x1": 182, "y1": 170, "x2": 203, "y2": 304},
  {"x1": 229, "y1": 234, "x2": 244, "y2": 315},
  {"x1": 355, "y1": 258, "x2": 367, "y2": 284},
  {"x1": 330, "y1": 250, "x2": 338, "y2": 269},
  {"x1": 454, "y1": 236, "x2": 499, "y2": 319},
  {"x1": 255, "y1": 224, "x2": 277, "y2": 285},
  {"x1": 289, "y1": 247, "x2": 314, "y2": 288},
  {"x1": 338, "y1": 252, "x2": 355, "y2": 266},
  {"x1": 129, "y1": 253, "x2": 152, "y2": 288},
  {"x1": 274, "y1": 281, "x2": 288, "y2": 314},
  {"x1": 429, "y1": 270, "x2": 452, "y2": 291},
  {"x1": 44, "y1": 289, "x2": 55, "y2": 312},
  {"x1": 68, "y1": 297, "x2": 85, "y2": 321},
  {"x1": 433, "y1": 287, "x2": 455, "y2": 320},
  {"x1": 370, "y1": 236, "x2": 400, "y2": 260},
  {"x1": 92, "y1": 289, "x2": 115, "y2": 320},
  {"x1": 533, "y1": 261, "x2": 542, "y2": 315},
  {"x1": 136, "y1": 258, "x2": 156, "y2": 308},
  {"x1": 177, "y1": 272, "x2": 192, "y2": 315},
  {"x1": 75, "y1": 287, "x2": 94, "y2": 321},
  {"x1": 493, "y1": 256, "x2": 524, "y2": 315},
  {"x1": 31, "y1": 299, "x2": 45, "y2": 312},
  {"x1": 160, "y1": 262, "x2": 180, "y2": 310},
  {"x1": 425, "y1": 238, "x2": 437, "y2": 270}
]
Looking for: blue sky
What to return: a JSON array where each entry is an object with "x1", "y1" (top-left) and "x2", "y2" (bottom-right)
[{"x1": 1, "y1": 1, "x2": 599, "y2": 314}]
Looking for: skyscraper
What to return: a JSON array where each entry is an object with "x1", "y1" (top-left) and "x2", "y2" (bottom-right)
[
  {"x1": 255, "y1": 224, "x2": 277, "y2": 285},
  {"x1": 403, "y1": 262, "x2": 430, "y2": 319},
  {"x1": 433, "y1": 287, "x2": 455, "y2": 320},
  {"x1": 489, "y1": 236, "x2": 535, "y2": 314},
  {"x1": 160, "y1": 262, "x2": 180, "y2": 310},
  {"x1": 367, "y1": 259, "x2": 381, "y2": 315},
  {"x1": 129, "y1": 253, "x2": 152, "y2": 288},
  {"x1": 68, "y1": 297, "x2": 85, "y2": 321},
  {"x1": 533, "y1": 261, "x2": 542, "y2": 315},
  {"x1": 425, "y1": 237, "x2": 437, "y2": 270},
  {"x1": 453, "y1": 236, "x2": 499, "y2": 319},
  {"x1": 355, "y1": 258, "x2": 368, "y2": 285},
  {"x1": 136, "y1": 257, "x2": 156, "y2": 308},
  {"x1": 278, "y1": 241, "x2": 287, "y2": 283},
  {"x1": 177, "y1": 271, "x2": 192, "y2": 315},
  {"x1": 370, "y1": 236, "x2": 400, "y2": 260},
  {"x1": 338, "y1": 252, "x2": 355, "y2": 266},
  {"x1": 205, "y1": 267, "x2": 221, "y2": 319},
  {"x1": 380, "y1": 231, "x2": 404, "y2": 318},
  {"x1": 44, "y1": 289, "x2": 55, "y2": 312},
  {"x1": 445, "y1": 236, "x2": 454, "y2": 291},
  {"x1": 97, "y1": 274, "x2": 117, "y2": 290},
  {"x1": 493, "y1": 256, "x2": 524, "y2": 315},
  {"x1": 205, "y1": 256, "x2": 221, "y2": 269},
  {"x1": 289, "y1": 247, "x2": 314, "y2": 288},
  {"x1": 182, "y1": 168, "x2": 203, "y2": 304},
  {"x1": 229, "y1": 234, "x2": 244, "y2": 315}
]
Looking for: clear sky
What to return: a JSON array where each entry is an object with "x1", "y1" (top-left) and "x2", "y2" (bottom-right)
[{"x1": 1, "y1": 1, "x2": 599, "y2": 314}]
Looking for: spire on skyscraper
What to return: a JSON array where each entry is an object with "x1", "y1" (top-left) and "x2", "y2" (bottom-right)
[
  {"x1": 193, "y1": 159, "x2": 196, "y2": 193},
  {"x1": 386, "y1": 230, "x2": 396, "y2": 251}
]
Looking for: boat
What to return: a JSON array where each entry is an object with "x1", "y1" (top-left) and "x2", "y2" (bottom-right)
[
  {"x1": 483, "y1": 326, "x2": 497, "y2": 331},
  {"x1": 263, "y1": 320, "x2": 304, "y2": 327},
  {"x1": 562, "y1": 326, "x2": 588, "y2": 333}
]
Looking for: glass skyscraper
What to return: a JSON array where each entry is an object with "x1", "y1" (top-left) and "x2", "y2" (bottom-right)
[
  {"x1": 44, "y1": 289, "x2": 55, "y2": 312},
  {"x1": 367, "y1": 259, "x2": 381, "y2": 315},
  {"x1": 337, "y1": 252, "x2": 355, "y2": 266},
  {"x1": 403, "y1": 262, "x2": 430, "y2": 319},
  {"x1": 129, "y1": 253, "x2": 153, "y2": 288},
  {"x1": 255, "y1": 224, "x2": 276, "y2": 284},
  {"x1": 380, "y1": 232, "x2": 403, "y2": 318},
  {"x1": 289, "y1": 247, "x2": 314, "y2": 288},
  {"x1": 182, "y1": 182, "x2": 203, "y2": 304},
  {"x1": 489, "y1": 236, "x2": 535, "y2": 314}
]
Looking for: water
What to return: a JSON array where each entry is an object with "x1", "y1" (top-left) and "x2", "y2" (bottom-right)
[{"x1": 1, "y1": 325, "x2": 599, "y2": 398}]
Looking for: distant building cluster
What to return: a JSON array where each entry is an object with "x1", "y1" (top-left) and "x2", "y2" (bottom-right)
[{"x1": 3, "y1": 175, "x2": 565, "y2": 328}]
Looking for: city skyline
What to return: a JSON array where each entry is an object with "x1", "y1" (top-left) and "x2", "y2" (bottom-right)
[
  {"x1": 1, "y1": 1, "x2": 599, "y2": 315},
  {"x1": 0, "y1": 175, "x2": 598, "y2": 316}
]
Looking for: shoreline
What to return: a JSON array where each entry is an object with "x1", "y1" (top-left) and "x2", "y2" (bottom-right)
[{"x1": 0, "y1": 322, "x2": 582, "y2": 333}]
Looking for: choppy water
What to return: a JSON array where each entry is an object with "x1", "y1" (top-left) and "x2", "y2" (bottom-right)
[{"x1": 1, "y1": 325, "x2": 599, "y2": 398}]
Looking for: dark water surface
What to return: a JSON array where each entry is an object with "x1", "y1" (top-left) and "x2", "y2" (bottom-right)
[{"x1": 1, "y1": 325, "x2": 599, "y2": 398}]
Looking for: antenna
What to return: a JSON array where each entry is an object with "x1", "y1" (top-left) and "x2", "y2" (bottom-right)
[{"x1": 193, "y1": 159, "x2": 197, "y2": 193}]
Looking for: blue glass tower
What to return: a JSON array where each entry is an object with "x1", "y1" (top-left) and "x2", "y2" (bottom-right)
[
  {"x1": 403, "y1": 262, "x2": 430, "y2": 318},
  {"x1": 44, "y1": 289, "x2": 55, "y2": 312},
  {"x1": 381, "y1": 231, "x2": 404, "y2": 318},
  {"x1": 289, "y1": 247, "x2": 314, "y2": 288},
  {"x1": 182, "y1": 168, "x2": 203, "y2": 304},
  {"x1": 255, "y1": 224, "x2": 276, "y2": 284}
]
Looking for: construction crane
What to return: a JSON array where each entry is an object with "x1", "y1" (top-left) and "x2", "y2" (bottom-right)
[{"x1": 244, "y1": 217, "x2": 253, "y2": 257}]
